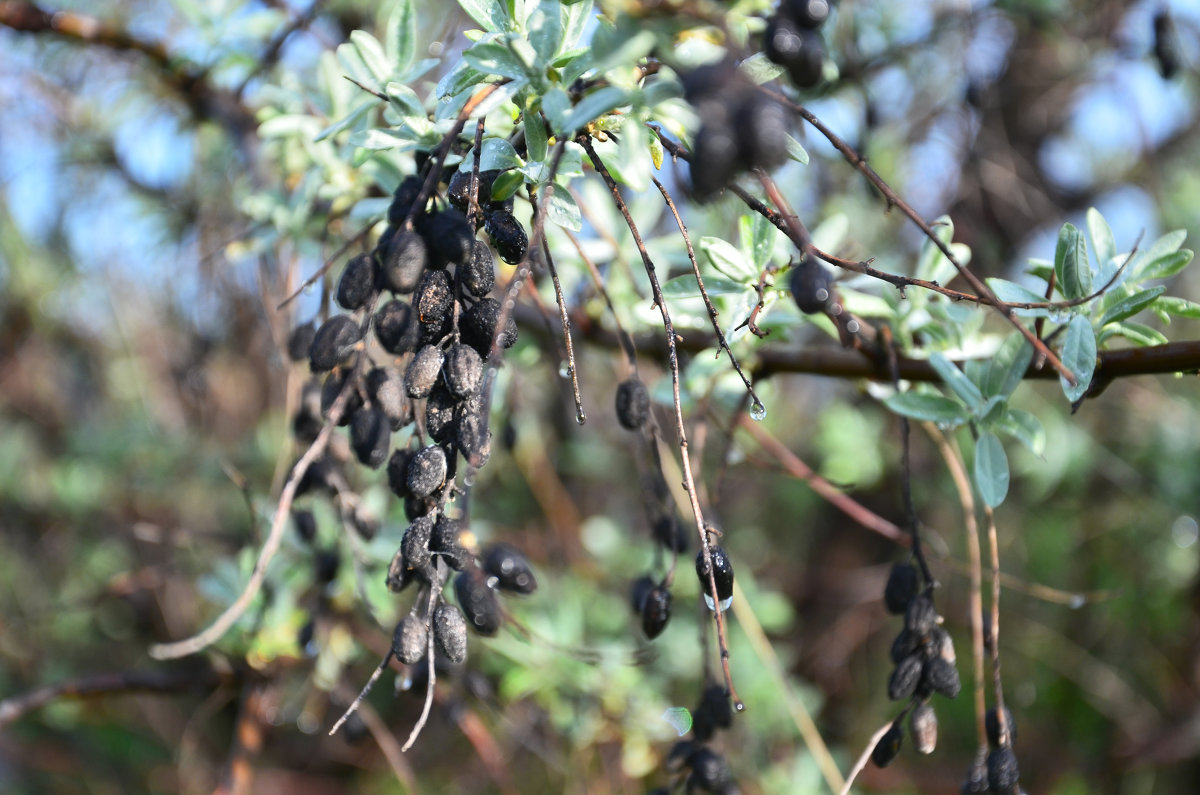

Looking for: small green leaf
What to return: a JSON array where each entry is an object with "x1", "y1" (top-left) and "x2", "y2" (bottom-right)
[
  {"x1": 386, "y1": 0, "x2": 417, "y2": 73},
  {"x1": 314, "y1": 99, "x2": 374, "y2": 142},
  {"x1": 929, "y1": 353, "x2": 985, "y2": 411},
  {"x1": 1154, "y1": 296, "x2": 1200, "y2": 319},
  {"x1": 1098, "y1": 286, "x2": 1166, "y2": 327},
  {"x1": 1086, "y1": 207, "x2": 1115, "y2": 273},
  {"x1": 528, "y1": 0, "x2": 563, "y2": 63},
  {"x1": 699, "y1": 237, "x2": 757, "y2": 283},
  {"x1": 785, "y1": 133, "x2": 810, "y2": 165},
  {"x1": 1140, "y1": 249, "x2": 1194, "y2": 280},
  {"x1": 561, "y1": 0, "x2": 594, "y2": 48},
  {"x1": 463, "y1": 39, "x2": 533, "y2": 81},
  {"x1": 477, "y1": 138, "x2": 523, "y2": 171},
  {"x1": 649, "y1": 133, "x2": 664, "y2": 170},
  {"x1": 983, "y1": 334, "x2": 1033, "y2": 399},
  {"x1": 750, "y1": 213, "x2": 778, "y2": 270},
  {"x1": 995, "y1": 409, "x2": 1045, "y2": 456},
  {"x1": 490, "y1": 169, "x2": 524, "y2": 202},
  {"x1": 740, "y1": 52, "x2": 785, "y2": 84},
  {"x1": 974, "y1": 432, "x2": 1010, "y2": 508},
  {"x1": 351, "y1": 31, "x2": 393, "y2": 84},
  {"x1": 457, "y1": 0, "x2": 506, "y2": 32},
  {"x1": 524, "y1": 110, "x2": 548, "y2": 163},
  {"x1": 1059, "y1": 314, "x2": 1096, "y2": 402},
  {"x1": 662, "y1": 274, "x2": 749, "y2": 299},
  {"x1": 1132, "y1": 229, "x2": 1187, "y2": 278},
  {"x1": 882, "y1": 392, "x2": 968, "y2": 425},
  {"x1": 1055, "y1": 222, "x2": 1091, "y2": 300},
  {"x1": 544, "y1": 187, "x2": 582, "y2": 231},
  {"x1": 385, "y1": 82, "x2": 424, "y2": 118},
  {"x1": 550, "y1": 85, "x2": 628, "y2": 136},
  {"x1": 985, "y1": 278, "x2": 1052, "y2": 318},
  {"x1": 1099, "y1": 321, "x2": 1168, "y2": 347},
  {"x1": 915, "y1": 217, "x2": 956, "y2": 285}
]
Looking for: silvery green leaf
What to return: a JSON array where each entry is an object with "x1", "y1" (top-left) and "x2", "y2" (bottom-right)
[
  {"x1": 930, "y1": 352, "x2": 985, "y2": 411},
  {"x1": 1059, "y1": 314, "x2": 1096, "y2": 402},
  {"x1": 551, "y1": 85, "x2": 628, "y2": 136},
  {"x1": 785, "y1": 133, "x2": 809, "y2": 165},
  {"x1": 458, "y1": 0, "x2": 506, "y2": 32},
  {"x1": 1131, "y1": 229, "x2": 1187, "y2": 278},
  {"x1": 528, "y1": 0, "x2": 563, "y2": 62},
  {"x1": 1155, "y1": 296, "x2": 1200, "y2": 318},
  {"x1": 477, "y1": 138, "x2": 524, "y2": 171},
  {"x1": 662, "y1": 274, "x2": 749, "y2": 299},
  {"x1": 699, "y1": 237, "x2": 757, "y2": 283},
  {"x1": 974, "y1": 432, "x2": 1009, "y2": 508},
  {"x1": 1086, "y1": 207, "x2": 1115, "y2": 274},
  {"x1": 996, "y1": 409, "x2": 1045, "y2": 456},
  {"x1": 386, "y1": 0, "x2": 417, "y2": 73},
  {"x1": 883, "y1": 392, "x2": 969, "y2": 425},
  {"x1": 982, "y1": 334, "x2": 1033, "y2": 399},
  {"x1": 314, "y1": 99, "x2": 374, "y2": 142},
  {"x1": 1098, "y1": 286, "x2": 1166, "y2": 327},
  {"x1": 351, "y1": 31, "x2": 393, "y2": 85},
  {"x1": 1055, "y1": 222, "x2": 1091, "y2": 300},
  {"x1": 985, "y1": 278, "x2": 1052, "y2": 319},
  {"x1": 740, "y1": 52, "x2": 785, "y2": 84},
  {"x1": 544, "y1": 187, "x2": 582, "y2": 231},
  {"x1": 1140, "y1": 249, "x2": 1194, "y2": 280}
]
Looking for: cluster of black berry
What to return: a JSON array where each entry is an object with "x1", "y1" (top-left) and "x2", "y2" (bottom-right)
[
  {"x1": 683, "y1": 64, "x2": 793, "y2": 201},
  {"x1": 284, "y1": 153, "x2": 539, "y2": 701},
  {"x1": 655, "y1": 711, "x2": 741, "y2": 794},
  {"x1": 871, "y1": 561, "x2": 961, "y2": 768},
  {"x1": 763, "y1": 0, "x2": 832, "y2": 89},
  {"x1": 961, "y1": 707, "x2": 1023, "y2": 794}
]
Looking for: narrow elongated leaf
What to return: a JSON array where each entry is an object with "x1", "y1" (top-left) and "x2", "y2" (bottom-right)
[
  {"x1": 489, "y1": 169, "x2": 524, "y2": 202},
  {"x1": 551, "y1": 86, "x2": 628, "y2": 136},
  {"x1": 1056, "y1": 223, "x2": 1091, "y2": 300},
  {"x1": 1132, "y1": 229, "x2": 1187, "y2": 277},
  {"x1": 1140, "y1": 249, "x2": 1194, "y2": 280},
  {"x1": 929, "y1": 353, "x2": 985, "y2": 411},
  {"x1": 528, "y1": 0, "x2": 563, "y2": 62},
  {"x1": 983, "y1": 334, "x2": 1033, "y2": 399},
  {"x1": 974, "y1": 432, "x2": 1010, "y2": 508},
  {"x1": 524, "y1": 109, "x2": 548, "y2": 163},
  {"x1": 662, "y1": 274, "x2": 749, "y2": 298},
  {"x1": 351, "y1": 31, "x2": 393, "y2": 84},
  {"x1": 785, "y1": 133, "x2": 810, "y2": 165},
  {"x1": 699, "y1": 237, "x2": 757, "y2": 283},
  {"x1": 996, "y1": 409, "x2": 1045, "y2": 456},
  {"x1": 1086, "y1": 207, "x2": 1115, "y2": 274},
  {"x1": 985, "y1": 278, "x2": 1052, "y2": 318},
  {"x1": 561, "y1": 0, "x2": 594, "y2": 49},
  {"x1": 1098, "y1": 286, "x2": 1166, "y2": 327},
  {"x1": 1059, "y1": 314, "x2": 1097, "y2": 402},
  {"x1": 1100, "y1": 321, "x2": 1168, "y2": 347},
  {"x1": 458, "y1": 0, "x2": 506, "y2": 31},
  {"x1": 915, "y1": 217, "x2": 957, "y2": 285},
  {"x1": 386, "y1": 0, "x2": 417, "y2": 73},
  {"x1": 1155, "y1": 296, "x2": 1200, "y2": 318},
  {"x1": 883, "y1": 392, "x2": 968, "y2": 425}
]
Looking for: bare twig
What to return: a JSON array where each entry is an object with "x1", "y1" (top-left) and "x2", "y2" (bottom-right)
[
  {"x1": 838, "y1": 720, "x2": 897, "y2": 795},
  {"x1": 400, "y1": 570, "x2": 443, "y2": 752},
  {"x1": 328, "y1": 651, "x2": 393, "y2": 736},
  {"x1": 531, "y1": 191, "x2": 586, "y2": 424},
  {"x1": 277, "y1": 221, "x2": 374, "y2": 310},
  {"x1": 984, "y1": 505, "x2": 1011, "y2": 746}
]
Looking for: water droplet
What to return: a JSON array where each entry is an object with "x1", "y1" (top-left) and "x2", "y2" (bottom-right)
[
  {"x1": 734, "y1": 700, "x2": 746, "y2": 712},
  {"x1": 558, "y1": 362, "x2": 570, "y2": 378},
  {"x1": 661, "y1": 706, "x2": 692, "y2": 736},
  {"x1": 703, "y1": 594, "x2": 734, "y2": 613},
  {"x1": 749, "y1": 400, "x2": 767, "y2": 421},
  {"x1": 1068, "y1": 594, "x2": 1086, "y2": 610},
  {"x1": 575, "y1": 409, "x2": 587, "y2": 425}
]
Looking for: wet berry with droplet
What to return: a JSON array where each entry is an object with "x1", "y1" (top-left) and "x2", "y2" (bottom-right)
[
  {"x1": 484, "y1": 210, "x2": 528, "y2": 264},
  {"x1": 454, "y1": 568, "x2": 502, "y2": 636},
  {"x1": 447, "y1": 168, "x2": 501, "y2": 210},
  {"x1": 695, "y1": 545, "x2": 735, "y2": 602},
  {"x1": 482, "y1": 543, "x2": 537, "y2": 594},
  {"x1": 790, "y1": 259, "x2": 834, "y2": 314}
]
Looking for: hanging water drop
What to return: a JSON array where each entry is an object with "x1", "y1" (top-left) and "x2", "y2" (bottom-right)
[
  {"x1": 750, "y1": 400, "x2": 767, "y2": 421},
  {"x1": 703, "y1": 593, "x2": 734, "y2": 613},
  {"x1": 558, "y1": 362, "x2": 570, "y2": 378}
]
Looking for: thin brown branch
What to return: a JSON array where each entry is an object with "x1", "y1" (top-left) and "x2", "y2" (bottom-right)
[
  {"x1": 984, "y1": 506, "x2": 1011, "y2": 747},
  {"x1": 838, "y1": 720, "x2": 896, "y2": 795}
]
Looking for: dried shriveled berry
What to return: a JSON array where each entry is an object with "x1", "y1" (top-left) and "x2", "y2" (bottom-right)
[
  {"x1": 423, "y1": 208, "x2": 475, "y2": 267},
  {"x1": 455, "y1": 399, "x2": 492, "y2": 464},
  {"x1": 293, "y1": 509, "x2": 316, "y2": 544},
  {"x1": 461, "y1": 240, "x2": 497, "y2": 297},
  {"x1": 433, "y1": 603, "x2": 468, "y2": 664},
  {"x1": 386, "y1": 546, "x2": 413, "y2": 593},
  {"x1": 336, "y1": 253, "x2": 376, "y2": 310},
  {"x1": 454, "y1": 569, "x2": 502, "y2": 636},
  {"x1": 350, "y1": 407, "x2": 390, "y2": 469},
  {"x1": 405, "y1": 344, "x2": 445, "y2": 399},
  {"x1": 314, "y1": 548, "x2": 340, "y2": 584},
  {"x1": 910, "y1": 702, "x2": 938, "y2": 755},
  {"x1": 404, "y1": 494, "x2": 435, "y2": 520},
  {"x1": 309, "y1": 315, "x2": 361, "y2": 372},
  {"x1": 381, "y1": 229, "x2": 428, "y2": 294},
  {"x1": 789, "y1": 259, "x2": 833, "y2": 314},
  {"x1": 407, "y1": 445, "x2": 447, "y2": 498},
  {"x1": 415, "y1": 270, "x2": 453, "y2": 327},
  {"x1": 631, "y1": 575, "x2": 656, "y2": 614},
  {"x1": 321, "y1": 370, "x2": 362, "y2": 426},
  {"x1": 692, "y1": 684, "x2": 733, "y2": 741},
  {"x1": 923, "y1": 656, "x2": 961, "y2": 699},
  {"x1": 374, "y1": 299, "x2": 420, "y2": 354},
  {"x1": 764, "y1": 15, "x2": 825, "y2": 88},
  {"x1": 689, "y1": 121, "x2": 739, "y2": 201},
  {"x1": 402, "y1": 515, "x2": 434, "y2": 569},
  {"x1": 871, "y1": 721, "x2": 903, "y2": 768},
  {"x1": 686, "y1": 747, "x2": 734, "y2": 793},
  {"x1": 424, "y1": 383, "x2": 459, "y2": 445},
  {"x1": 884, "y1": 562, "x2": 920, "y2": 614},
  {"x1": 484, "y1": 210, "x2": 528, "y2": 264},
  {"x1": 615, "y1": 377, "x2": 650, "y2": 430},
  {"x1": 889, "y1": 654, "x2": 923, "y2": 701},
  {"x1": 929, "y1": 626, "x2": 956, "y2": 663},
  {"x1": 985, "y1": 706, "x2": 1016, "y2": 748},
  {"x1": 444, "y1": 343, "x2": 483, "y2": 398},
  {"x1": 294, "y1": 454, "x2": 333, "y2": 497},
  {"x1": 905, "y1": 592, "x2": 938, "y2": 637},
  {"x1": 392, "y1": 614, "x2": 429, "y2": 665},
  {"x1": 695, "y1": 545, "x2": 735, "y2": 602},
  {"x1": 461, "y1": 297, "x2": 518, "y2": 358},
  {"x1": 366, "y1": 367, "x2": 412, "y2": 430},
  {"x1": 962, "y1": 754, "x2": 989, "y2": 794},
  {"x1": 788, "y1": 0, "x2": 831, "y2": 28},
  {"x1": 386, "y1": 448, "x2": 413, "y2": 499},
  {"x1": 482, "y1": 543, "x2": 537, "y2": 594},
  {"x1": 387, "y1": 175, "x2": 424, "y2": 225},
  {"x1": 431, "y1": 515, "x2": 470, "y2": 571},
  {"x1": 986, "y1": 746, "x2": 1019, "y2": 792},
  {"x1": 641, "y1": 585, "x2": 672, "y2": 638},
  {"x1": 287, "y1": 322, "x2": 316, "y2": 362},
  {"x1": 447, "y1": 168, "x2": 500, "y2": 209}
]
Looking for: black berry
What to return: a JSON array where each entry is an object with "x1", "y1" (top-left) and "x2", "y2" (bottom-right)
[
  {"x1": 405, "y1": 344, "x2": 445, "y2": 399},
  {"x1": 454, "y1": 568, "x2": 502, "y2": 636},
  {"x1": 695, "y1": 545, "x2": 735, "y2": 602},
  {"x1": 336, "y1": 253, "x2": 376, "y2": 310},
  {"x1": 407, "y1": 444, "x2": 447, "y2": 498},
  {"x1": 349, "y1": 406, "x2": 390, "y2": 469},
  {"x1": 641, "y1": 585, "x2": 672, "y2": 638},
  {"x1": 461, "y1": 239, "x2": 497, "y2": 297},
  {"x1": 986, "y1": 746, "x2": 1020, "y2": 792},
  {"x1": 484, "y1": 210, "x2": 528, "y2": 264},
  {"x1": 888, "y1": 654, "x2": 923, "y2": 701},
  {"x1": 482, "y1": 542, "x2": 537, "y2": 594},
  {"x1": 884, "y1": 562, "x2": 920, "y2": 614},
  {"x1": 443, "y1": 343, "x2": 483, "y2": 398},
  {"x1": 287, "y1": 321, "x2": 316, "y2": 362},
  {"x1": 615, "y1": 377, "x2": 651, "y2": 430},
  {"x1": 789, "y1": 258, "x2": 834, "y2": 314},
  {"x1": 309, "y1": 314, "x2": 361, "y2": 372},
  {"x1": 460, "y1": 297, "x2": 518, "y2": 358},
  {"x1": 871, "y1": 721, "x2": 903, "y2": 768},
  {"x1": 392, "y1": 614, "x2": 428, "y2": 665},
  {"x1": 402, "y1": 514, "x2": 435, "y2": 569},
  {"x1": 433, "y1": 603, "x2": 468, "y2": 664},
  {"x1": 387, "y1": 175, "x2": 424, "y2": 225},
  {"x1": 380, "y1": 229, "x2": 428, "y2": 294}
]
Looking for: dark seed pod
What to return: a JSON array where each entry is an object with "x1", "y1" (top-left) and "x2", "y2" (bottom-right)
[
  {"x1": 455, "y1": 398, "x2": 492, "y2": 464},
  {"x1": 433, "y1": 603, "x2": 469, "y2": 664},
  {"x1": 365, "y1": 367, "x2": 412, "y2": 430},
  {"x1": 443, "y1": 343, "x2": 483, "y2": 398},
  {"x1": 985, "y1": 706, "x2": 1016, "y2": 748},
  {"x1": 689, "y1": 121, "x2": 739, "y2": 201},
  {"x1": 910, "y1": 702, "x2": 938, "y2": 755},
  {"x1": 314, "y1": 548, "x2": 340, "y2": 584},
  {"x1": 407, "y1": 445, "x2": 447, "y2": 498},
  {"x1": 631, "y1": 575, "x2": 656, "y2": 614},
  {"x1": 735, "y1": 93, "x2": 789, "y2": 171},
  {"x1": 454, "y1": 568, "x2": 502, "y2": 636},
  {"x1": 484, "y1": 210, "x2": 528, "y2": 264},
  {"x1": 294, "y1": 454, "x2": 333, "y2": 497},
  {"x1": 929, "y1": 626, "x2": 956, "y2": 663},
  {"x1": 336, "y1": 253, "x2": 376, "y2": 310},
  {"x1": 986, "y1": 746, "x2": 1020, "y2": 792},
  {"x1": 787, "y1": 0, "x2": 831, "y2": 28},
  {"x1": 402, "y1": 514, "x2": 435, "y2": 569},
  {"x1": 386, "y1": 546, "x2": 413, "y2": 593},
  {"x1": 905, "y1": 592, "x2": 938, "y2": 637},
  {"x1": 614, "y1": 377, "x2": 651, "y2": 430},
  {"x1": 923, "y1": 656, "x2": 961, "y2": 699},
  {"x1": 460, "y1": 239, "x2": 497, "y2": 297},
  {"x1": 691, "y1": 684, "x2": 733, "y2": 742},
  {"x1": 350, "y1": 407, "x2": 390, "y2": 469},
  {"x1": 386, "y1": 448, "x2": 413, "y2": 499},
  {"x1": 292, "y1": 509, "x2": 316, "y2": 545},
  {"x1": 890, "y1": 628, "x2": 920, "y2": 664},
  {"x1": 422, "y1": 208, "x2": 475, "y2": 267},
  {"x1": 415, "y1": 270, "x2": 453, "y2": 327},
  {"x1": 431, "y1": 515, "x2": 470, "y2": 571},
  {"x1": 404, "y1": 494, "x2": 436, "y2": 521},
  {"x1": 482, "y1": 543, "x2": 537, "y2": 595},
  {"x1": 695, "y1": 545, "x2": 735, "y2": 602},
  {"x1": 641, "y1": 585, "x2": 672, "y2": 638},
  {"x1": 888, "y1": 654, "x2": 924, "y2": 701},
  {"x1": 460, "y1": 297, "x2": 518, "y2": 358},
  {"x1": 374, "y1": 299, "x2": 420, "y2": 355},
  {"x1": 405, "y1": 344, "x2": 445, "y2": 399},
  {"x1": 424, "y1": 383, "x2": 459, "y2": 445},
  {"x1": 387, "y1": 175, "x2": 424, "y2": 225},
  {"x1": 686, "y1": 747, "x2": 734, "y2": 793},
  {"x1": 789, "y1": 259, "x2": 834, "y2": 314},
  {"x1": 447, "y1": 168, "x2": 501, "y2": 209},
  {"x1": 884, "y1": 562, "x2": 920, "y2": 614},
  {"x1": 286, "y1": 321, "x2": 316, "y2": 362},
  {"x1": 392, "y1": 614, "x2": 429, "y2": 665},
  {"x1": 309, "y1": 314, "x2": 362, "y2": 372},
  {"x1": 961, "y1": 754, "x2": 990, "y2": 794},
  {"x1": 380, "y1": 229, "x2": 428, "y2": 294},
  {"x1": 871, "y1": 722, "x2": 904, "y2": 768}
]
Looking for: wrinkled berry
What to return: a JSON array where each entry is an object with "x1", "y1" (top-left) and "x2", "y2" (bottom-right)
[
  {"x1": 433, "y1": 603, "x2": 468, "y2": 664},
  {"x1": 386, "y1": 447, "x2": 413, "y2": 499},
  {"x1": 905, "y1": 592, "x2": 938, "y2": 637},
  {"x1": 387, "y1": 175, "x2": 424, "y2": 225},
  {"x1": 986, "y1": 746, "x2": 1020, "y2": 792},
  {"x1": 422, "y1": 208, "x2": 475, "y2": 268},
  {"x1": 482, "y1": 543, "x2": 537, "y2": 594},
  {"x1": 392, "y1": 614, "x2": 428, "y2": 665},
  {"x1": 365, "y1": 366, "x2": 412, "y2": 430},
  {"x1": 402, "y1": 515, "x2": 435, "y2": 569},
  {"x1": 431, "y1": 515, "x2": 470, "y2": 571},
  {"x1": 484, "y1": 210, "x2": 528, "y2": 264},
  {"x1": 309, "y1": 314, "x2": 361, "y2": 372},
  {"x1": 287, "y1": 321, "x2": 316, "y2": 362},
  {"x1": 910, "y1": 702, "x2": 938, "y2": 755},
  {"x1": 692, "y1": 684, "x2": 733, "y2": 741},
  {"x1": 686, "y1": 747, "x2": 734, "y2": 793},
  {"x1": 922, "y1": 656, "x2": 961, "y2": 699},
  {"x1": 380, "y1": 229, "x2": 428, "y2": 294},
  {"x1": 461, "y1": 240, "x2": 497, "y2": 297},
  {"x1": 460, "y1": 297, "x2": 518, "y2": 358},
  {"x1": 615, "y1": 377, "x2": 651, "y2": 430},
  {"x1": 350, "y1": 406, "x2": 390, "y2": 469},
  {"x1": 424, "y1": 383, "x2": 459, "y2": 445},
  {"x1": 386, "y1": 546, "x2": 414, "y2": 593},
  {"x1": 374, "y1": 299, "x2": 420, "y2": 354},
  {"x1": 336, "y1": 253, "x2": 376, "y2": 310},
  {"x1": 443, "y1": 343, "x2": 483, "y2": 398},
  {"x1": 415, "y1": 270, "x2": 453, "y2": 327},
  {"x1": 889, "y1": 654, "x2": 923, "y2": 701},
  {"x1": 405, "y1": 344, "x2": 445, "y2": 399},
  {"x1": 407, "y1": 445, "x2": 447, "y2": 498},
  {"x1": 884, "y1": 562, "x2": 920, "y2": 615}
]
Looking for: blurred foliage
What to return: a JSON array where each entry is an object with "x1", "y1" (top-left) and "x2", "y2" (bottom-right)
[{"x1": 2, "y1": 1, "x2": 1200, "y2": 794}]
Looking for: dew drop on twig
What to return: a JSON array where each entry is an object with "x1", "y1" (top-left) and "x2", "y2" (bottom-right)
[{"x1": 749, "y1": 400, "x2": 767, "y2": 421}]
